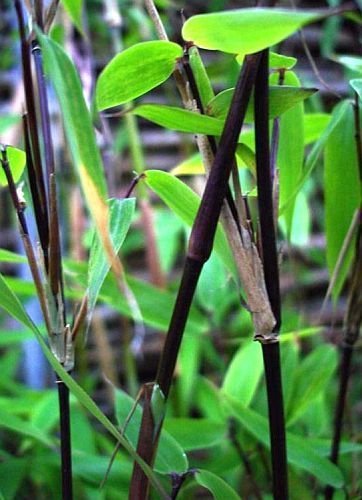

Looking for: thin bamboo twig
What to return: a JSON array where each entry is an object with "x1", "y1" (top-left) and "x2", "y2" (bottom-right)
[
  {"x1": 254, "y1": 49, "x2": 288, "y2": 500},
  {"x1": 130, "y1": 50, "x2": 263, "y2": 499},
  {"x1": 325, "y1": 93, "x2": 362, "y2": 500}
]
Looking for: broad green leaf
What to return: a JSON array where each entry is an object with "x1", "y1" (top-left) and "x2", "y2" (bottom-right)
[
  {"x1": 194, "y1": 377, "x2": 224, "y2": 422},
  {"x1": 335, "y1": 55, "x2": 362, "y2": 74},
  {"x1": 207, "y1": 85, "x2": 316, "y2": 122},
  {"x1": 350, "y1": 78, "x2": 362, "y2": 100},
  {"x1": 0, "y1": 114, "x2": 20, "y2": 133},
  {"x1": 195, "y1": 469, "x2": 241, "y2": 500},
  {"x1": 0, "y1": 273, "x2": 166, "y2": 496},
  {"x1": 304, "y1": 113, "x2": 331, "y2": 145},
  {"x1": 222, "y1": 341, "x2": 263, "y2": 406},
  {"x1": 280, "y1": 99, "x2": 350, "y2": 216},
  {"x1": 324, "y1": 102, "x2": 360, "y2": 300},
  {"x1": 182, "y1": 9, "x2": 321, "y2": 55},
  {"x1": 61, "y1": 0, "x2": 83, "y2": 33},
  {"x1": 133, "y1": 104, "x2": 224, "y2": 136},
  {"x1": 114, "y1": 388, "x2": 188, "y2": 474},
  {"x1": 308, "y1": 438, "x2": 362, "y2": 457},
  {"x1": 279, "y1": 191, "x2": 311, "y2": 247},
  {"x1": 225, "y1": 397, "x2": 344, "y2": 488},
  {"x1": 286, "y1": 345, "x2": 338, "y2": 425},
  {"x1": 88, "y1": 198, "x2": 135, "y2": 316},
  {"x1": 143, "y1": 169, "x2": 237, "y2": 279},
  {"x1": 274, "y1": 71, "x2": 305, "y2": 236},
  {"x1": 96, "y1": 41, "x2": 182, "y2": 111},
  {"x1": 197, "y1": 253, "x2": 227, "y2": 312},
  {"x1": 0, "y1": 146, "x2": 26, "y2": 187},
  {"x1": 236, "y1": 51, "x2": 297, "y2": 69},
  {"x1": 164, "y1": 418, "x2": 226, "y2": 451}
]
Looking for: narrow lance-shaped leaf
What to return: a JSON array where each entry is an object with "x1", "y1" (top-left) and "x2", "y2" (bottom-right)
[
  {"x1": 324, "y1": 101, "x2": 360, "y2": 300},
  {"x1": 61, "y1": 0, "x2": 83, "y2": 33},
  {"x1": 182, "y1": 8, "x2": 322, "y2": 55},
  {"x1": 274, "y1": 71, "x2": 305, "y2": 236},
  {"x1": 87, "y1": 198, "x2": 135, "y2": 323},
  {"x1": 96, "y1": 41, "x2": 183, "y2": 111},
  {"x1": 350, "y1": 78, "x2": 362, "y2": 100},
  {"x1": 143, "y1": 169, "x2": 237, "y2": 279},
  {"x1": 195, "y1": 469, "x2": 241, "y2": 500},
  {"x1": 236, "y1": 51, "x2": 297, "y2": 70},
  {"x1": 0, "y1": 273, "x2": 167, "y2": 497}
]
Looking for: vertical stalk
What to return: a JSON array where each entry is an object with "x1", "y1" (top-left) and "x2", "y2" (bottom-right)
[
  {"x1": 254, "y1": 50, "x2": 288, "y2": 500},
  {"x1": 325, "y1": 94, "x2": 362, "y2": 500},
  {"x1": 130, "y1": 51, "x2": 262, "y2": 499},
  {"x1": 57, "y1": 378, "x2": 73, "y2": 500}
]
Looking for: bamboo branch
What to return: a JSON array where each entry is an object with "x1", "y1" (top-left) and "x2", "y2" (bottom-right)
[
  {"x1": 254, "y1": 49, "x2": 288, "y2": 500},
  {"x1": 130, "y1": 49, "x2": 263, "y2": 499}
]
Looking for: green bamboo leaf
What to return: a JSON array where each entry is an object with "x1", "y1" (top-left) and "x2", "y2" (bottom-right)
[
  {"x1": 207, "y1": 85, "x2": 316, "y2": 122},
  {"x1": 133, "y1": 104, "x2": 224, "y2": 136},
  {"x1": 324, "y1": 102, "x2": 360, "y2": 300},
  {"x1": 182, "y1": 8, "x2": 322, "y2": 55},
  {"x1": 274, "y1": 72, "x2": 305, "y2": 237},
  {"x1": 225, "y1": 396, "x2": 344, "y2": 488},
  {"x1": 0, "y1": 248, "x2": 26, "y2": 264},
  {"x1": 0, "y1": 146, "x2": 26, "y2": 187},
  {"x1": 195, "y1": 469, "x2": 241, "y2": 500},
  {"x1": 304, "y1": 113, "x2": 331, "y2": 145},
  {"x1": 88, "y1": 198, "x2": 135, "y2": 316},
  {"x1": 61, "y1": 0, "x2": 83, "y2": 33},
  {"x1": 280, "y1": 99, "x2": 350, "y2": 216},
  {"x1": 114, "y1": 388, "x2": 188, "y2": 474},
  {"x1": 0, "y1": 273, "x2": 166, "y2": 497},
  {"x1": 37, "y1": 32, "x2": 107, "y2": 200},
  {"x1": 143, "y1": 169, "x2": 237, "y2": 279},
  {"x1": 96, "y1": 41, "x2": 182, "y2": 111},
  {"x1": 164, "y1": 418, "x2": 226, "y2": 451},
  {"x1": 236, "y1": 51, "x2": 297, "y2": 69},
  {"x1": 350, "y1": 78, "x2": 362, "y2": 100},
  {"x1": 286, "y1": 345, "x2": 338, "y2": 425},
  {"x1": 222, "y1": 341, "x2": 263, "y2": 406},
  {"x1": 189, "y1": 46, "x2": 215, "y2": 108}
]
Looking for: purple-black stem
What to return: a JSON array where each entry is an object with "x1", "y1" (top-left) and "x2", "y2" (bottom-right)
[{"x1": 254, "y1": 49, "x2": 288, "y2": 499}]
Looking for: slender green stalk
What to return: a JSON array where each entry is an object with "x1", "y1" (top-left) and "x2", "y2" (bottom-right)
[{"x1": 254, "y1": 49, "x2": 288, "y2": 500}]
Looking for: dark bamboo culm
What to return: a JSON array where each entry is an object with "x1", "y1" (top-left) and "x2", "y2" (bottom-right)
[
  {"x1": 130, "y1": 13, "x2": 289, "y2": 500},
  {"x1": 13, "y1": 1, "x2": 73, "y2": 498},
  {"x1": 325, "y1": 95, "x2": 362, "y2": 500}
]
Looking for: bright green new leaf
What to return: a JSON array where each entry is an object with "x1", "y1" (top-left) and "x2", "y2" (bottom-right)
[
  {"x1": 61, "y1": 0, "x2": 83, "y2": 33},
  {"x1": 195, "y1": 469, "x2": 241, "y2": 500},
  {"x1": 225, "y1": 397, "x2": 344, "y2": 488},
  {"x1": 177, "y1": 333, "x2": 203, "y2": 416},
  {"x1": 182, "y1": 8, "x2": 321, "y2": 55},
  {"x1": 236, "y1": 51, "x2": 297, "y2": 69},
  {"x1": 133, "y1": 104, "x2": 224, "y2": 136},
  {"x1": 0, "y1": 407, "x2": 53, "y2": 447},
  {"x1": 0, "y1": 248, "x2": 26, "y2": 264},
  {"x1": 96, "y1": 41, "x2": 182, "y2": 111},
  {"x1": 286, "y1": 345, "x2": 338, "y2": 425},
  {"x1": 114, "y1": 388, "x2": 188, "y2": 474},
  {"x1": 0, "y1": 146, "x2": 26, "y2": 187},
  {"x1": 88, "y1": 198, "x2": 135, "y2": 317},
  {"x1": 164, "y1": 418, "x2": 226, "y2": 451},
  {"x1": 275, "y1": 71, "x2": 305, "y2": 236},
  {"x1": 324, "y1": 102, "x2": 360, "y2": 300},
  {"x1": 207, "y1": 85, "x2": 316, "y2": 122},
  {"x1": 189, "y1": 46, "x2": 215, "y2": 108},
  {"x1": 143, "y1": 169, "x2": 237, "y2": 279},
  {"x1": 222, "y1": 341, "x2": 263, "y2": 406},
  {"x1": 350, "y1": 78, "x2": 362, "y2": 100},
  {"x1": 304, "y1": 113, "x2": 331, "y2": 145}
]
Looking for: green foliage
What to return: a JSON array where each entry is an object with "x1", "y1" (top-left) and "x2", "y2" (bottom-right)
[
  {"x1": 96, "y1": 41, "x2": 182, "y2": 110},
  {"x1": 182, "y1": 8, "x2": 321, "y2": 54},
  {"x1": 0, "y1": 146, "x2": 26, "y2": 187}
]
